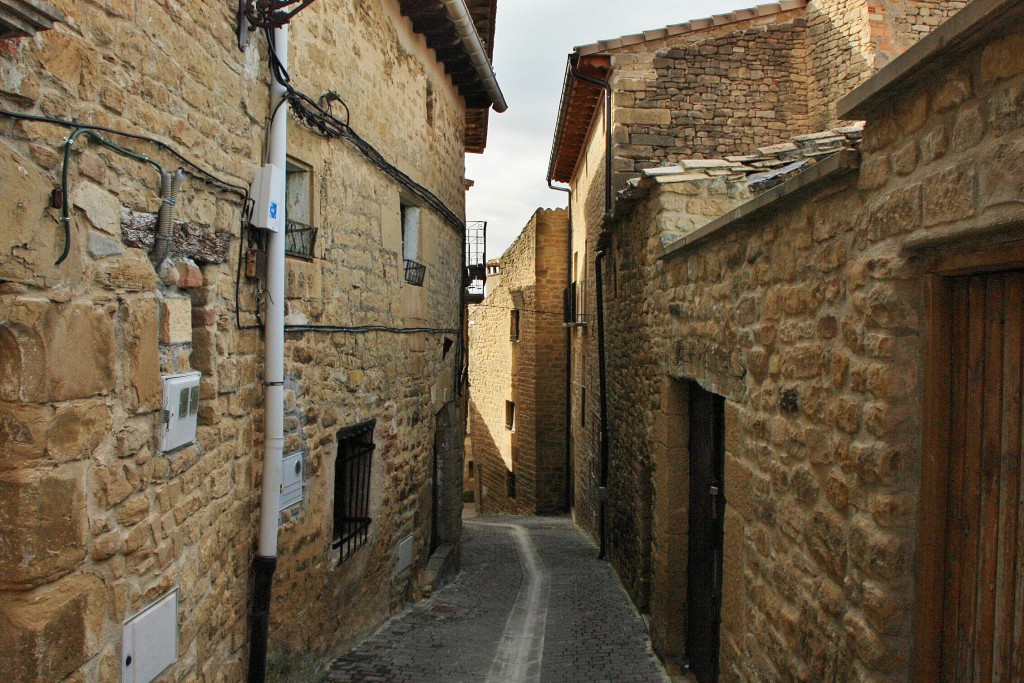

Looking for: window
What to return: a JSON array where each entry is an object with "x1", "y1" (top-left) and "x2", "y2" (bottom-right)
[
  {"x1": 333, "y1": 419, "x2": 375, "y2": 563},
  {"x1": 510, "y1": 309, "x2": 520, "y2": 341},
  {"x1": 285, "y1": 158, "x2": 316, "y2": 260},
  {"x1": 505, "y1": 400, "x2": 515, "y2": 431},
  {"x1": 425, "y1": 82, "x2": 435, "y2": 127},
  {"x1": 506, "y1": 470, "x2": 516, "y2": 498},
  {"x1": 580, "y1": 386, "x2": 586, "y2": 426},
  {"x1": 401, "y1": 202, "x2": 425, "y2": 286}
]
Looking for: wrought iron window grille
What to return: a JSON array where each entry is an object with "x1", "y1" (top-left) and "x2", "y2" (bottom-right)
[
  {"x1": 284, "y1": 218, "x2": 317, "y2": 260},
  {"x1": 404, "y1": 259, "x2": 426, "y2": 286},
  {"x1": 333, "y1": 419, "x2": 375, "y2": 563}
]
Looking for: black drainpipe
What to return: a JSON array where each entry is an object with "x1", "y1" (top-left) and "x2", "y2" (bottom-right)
[
  {"x1": 569, "y1": 56, "x2": 612, "y2": 214},
  {"x1": 594, "y1": 249, "x2": 610, "y2": 560},
  {"x1": 548, "y1": 180, "x2": 572, "y2": 512},
  {"x1": 248, "y1": 556, "x2": 276, "y2": 682}
]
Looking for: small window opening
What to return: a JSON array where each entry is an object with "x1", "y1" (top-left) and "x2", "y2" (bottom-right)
[
  {"x1": 510, "y1": 309, "x2": 520, "y2": 341},
  {"x1": 505, "y1": 400, "x2": 515, "y2": 431},
  {"x1": 401, "y1": 202, "x2": 425, "y2": 286},
  {"x1": 333, "y1": 420, "x2": 375, "y2": 563},
  {"x1": 580, "y1": 386, "x2": 586, "y2": 426},
  {"x1": 426, "y1": 82, "x2": 435, "y2": 127},
  {"x1": 506, "y1": 470, "x2": 516, "y2": 498},
  {"x1": 285, "y1": 159, "x2": 316, "y2": 260}
]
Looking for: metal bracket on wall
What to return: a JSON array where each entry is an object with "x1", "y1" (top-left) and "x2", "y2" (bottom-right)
[{"x1": 237, "y1": 0, "x2": 250, "y2": 50}]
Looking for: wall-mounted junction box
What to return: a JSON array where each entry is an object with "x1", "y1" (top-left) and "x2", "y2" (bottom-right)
[
  {"x1": 160, "y1": 372, "x2": 201, "y2": 453},
  {"x1": 396, "y1": 534, "x2": 414, "y2": 573},
  {"x1": 122, "y1": 589, "x2": 177, "y2": 683},
  {"x1": 250, "y1": 163, "x2": 284, "y2": 232},
  {"x1": 280, "y1": 452, "x2": 303, "y2": 510}
]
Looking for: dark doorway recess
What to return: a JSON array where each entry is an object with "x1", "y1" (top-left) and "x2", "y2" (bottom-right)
[{"x1": 686, "y1": 383, "x2": 725, "y2": 683}]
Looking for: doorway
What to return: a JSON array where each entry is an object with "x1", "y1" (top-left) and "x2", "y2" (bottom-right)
[
  {"x1": 686, "y1": 383, "x2": 725, "y2": 682},
  {"x1": 915, "y1": 242, "x2": 1024, "y2": 681}
]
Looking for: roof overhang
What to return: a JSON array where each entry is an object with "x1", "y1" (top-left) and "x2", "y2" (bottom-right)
[
  {"x1": 399, "y1": 0, "x2": 505, "y2": 152},
  {"x1": 547, "y1": 53, "x2": 611, "y2": 184}
]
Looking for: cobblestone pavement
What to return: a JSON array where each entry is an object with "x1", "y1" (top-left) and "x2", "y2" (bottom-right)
[{"x1": 325, "y1": 515, "x2": 669, "y2": 683}]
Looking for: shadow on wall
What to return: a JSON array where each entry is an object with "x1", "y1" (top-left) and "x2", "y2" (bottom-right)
[{"x1": 467, "y1": 398, "x2": 517, "y2": 514}]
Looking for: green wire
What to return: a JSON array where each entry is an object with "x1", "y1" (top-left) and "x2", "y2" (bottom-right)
[{"x1": 57, "y1": 128, "x2": 166, "y2": 265}]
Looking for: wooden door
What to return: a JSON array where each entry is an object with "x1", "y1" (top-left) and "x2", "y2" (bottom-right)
[
  {"x1": 934, "y1": 270, "x2": 1023, "y2": 681},
  {"x1": 686, "y1": 383, "x2": 725, "y2": 682}
]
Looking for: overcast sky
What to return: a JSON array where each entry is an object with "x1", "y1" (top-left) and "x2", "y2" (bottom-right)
[{"x1": 466, "y1": 0, "x2": 745, "y2": 258}]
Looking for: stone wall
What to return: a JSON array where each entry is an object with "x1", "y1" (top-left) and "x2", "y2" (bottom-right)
[
  {"x1": 614, "y1": 13, "x2": 810, "y2": 176},
  {"x1": 601, "y1": 16, "x2": 1024, "y2": 682},
  {"x1": 0, "y1": 0, "x2": 474, "y2": 680},
  {"x1": 469, "y1": 208, "x2": 568, "y2": 515}
]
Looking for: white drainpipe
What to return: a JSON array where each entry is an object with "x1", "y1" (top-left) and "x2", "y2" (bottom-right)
[
  {"x1": 439, "y1": 0, "x2": 507, "y2": 112},
  {"x1": 249, "y1": 23, "x2": 287, "y2": 683}
]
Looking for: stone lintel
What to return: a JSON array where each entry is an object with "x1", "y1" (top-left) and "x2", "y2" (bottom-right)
[
  {"x1": 120, "y1": 209, "x2": 229, "y2": 264},
  {"x1": 839, "y1": 0, "x2": 1024, "y2": 120},
  {"x1": 658, "y1": 150, "x2": 860, "y2": 261}
]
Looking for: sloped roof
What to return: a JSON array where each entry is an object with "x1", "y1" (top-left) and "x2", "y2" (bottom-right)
[
  {"x1": 547, "y1": 0, "x2": 807, "y2": 182},
  {"x1": 574, "y1": 0, "x2": 805, "y2": 56},
  {"x1": 399, "y1": 0, "x2": 502, "y2": 152}
]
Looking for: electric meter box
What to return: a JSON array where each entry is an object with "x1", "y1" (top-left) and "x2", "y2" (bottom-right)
[
  {"x1": 160, "y1": 372, "x2": 201, "y2": 453},
  {"x1": 280, "y1": 452, "x2": 304, "y2": 510},
  {"x1": 250, "y1": 163, "x2": 285, "y2": 232},
  {"x1": 122, "y1": 589, "x2": 177, "y2": 683}
]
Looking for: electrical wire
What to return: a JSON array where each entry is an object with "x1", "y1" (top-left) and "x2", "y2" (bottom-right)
[
  {"x1": 56, "y1": 128, "x2": 168, "y2": 265},
  {"x1": 264, "y1": 28, "x2": 464, "y2": 232},
  {"x1": 285, "y1": 324, "x2": 459, "y2": 335},
  {"x1": 0, "y1": 108, "x2": 249, "y2": 197},
  {"x1": 468, "y1": 301, "x2": 569, "y2": 318},
  {"x1": 243, "y1": 0, "x2": 319, "y2": 29}
]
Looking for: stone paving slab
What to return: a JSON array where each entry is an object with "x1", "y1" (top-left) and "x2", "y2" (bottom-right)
[{"x1": 325, "y1": 515, "x2": 669, "y2": 683}]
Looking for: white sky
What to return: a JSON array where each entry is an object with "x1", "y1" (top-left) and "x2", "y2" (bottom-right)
[{"x1": 466, "y1": 0, "x2": 747, "y2": 258}]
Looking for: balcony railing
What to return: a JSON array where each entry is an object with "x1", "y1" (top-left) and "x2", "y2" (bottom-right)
[
  {"x1": 284, "y1": 219, "x2": 317, "y2": 260},
  {"x1": 404, "y1": 259, "x2": 426, "y2": 286},
  {"x1": 465, "y1": 220, "x2": 487, "y2": 302}
]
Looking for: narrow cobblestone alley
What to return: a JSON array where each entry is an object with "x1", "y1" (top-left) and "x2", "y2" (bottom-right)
[{"x1": 325, "y1": 516, "x2": 669, "y2": 683}]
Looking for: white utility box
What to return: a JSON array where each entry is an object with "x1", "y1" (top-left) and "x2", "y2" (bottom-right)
[
  {"x1": 280, "y1": 452, "x2": 304, "y2": 510},
  {"x1": 396, "y1": 534, "x2": 414, "y2": 573},
  {"x1": 250, "y1": 163, "x2": 284, "y2": 232},
  {"x1": 122, "y1": 589, "x2": 177, "y2": 683},
  {"x1": 160, "y1": 372, "x2": 201, "y2": 453}
]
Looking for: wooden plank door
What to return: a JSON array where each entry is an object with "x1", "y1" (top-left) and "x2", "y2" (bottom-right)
[
  {"x1": 939, "y1": 270, "x2": 1023, "y2": 681},
  {"x1": 686, "y1": 383, "x2": 725, "y2": 682}
]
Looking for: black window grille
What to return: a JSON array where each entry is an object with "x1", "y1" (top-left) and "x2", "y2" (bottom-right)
[
  {"x1": 285, "y1": 219, "x2": 317, "y2": 260},
  {"x1": 404, "y1": 259, "x2": 426, "y2": 286},
  {"x1": 333, "y1": 419, "x2": 375, "y2": 562}
]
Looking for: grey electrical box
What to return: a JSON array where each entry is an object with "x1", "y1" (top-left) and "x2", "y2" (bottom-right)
[
  {"x1": 160, "y1": 372, "x2": 201, "y2": 453},
  {"x1": 122, "y1": 589, "x2": 177, "y2": 683},
  {"x1": 280, "y1": 452, "x2": 303, "y2": 510}
]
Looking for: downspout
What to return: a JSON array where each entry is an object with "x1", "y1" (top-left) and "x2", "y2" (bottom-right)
[
  {"x1": 569, "y1": 57, "x2": 612, "y2": 214},
  {"x1": 548, "y1": 180, "x2": 572, "y2": 512},
  {"x1": 249, "y1": 24, "x2": 287, "y2": 683},
  {"x1": 594, "y1": 249, "x2": 609, "y2": 560},
  {"x1": 439, "y1": 0, "x2": 507, "y2": 112}
]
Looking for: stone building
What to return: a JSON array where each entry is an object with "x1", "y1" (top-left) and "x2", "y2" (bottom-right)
[
  {"x1": 545, "y1": 0, "x2": 1023, "y2": 680},
  {"x1": 549, "y1": 0, "x2": 966, "y2": 553},
  {"x1": 0, "y1": 0, "x2": 503, "y2": 681},
  {"x1": 468, "y1": 208, "x2": 569, "y2": 514}
]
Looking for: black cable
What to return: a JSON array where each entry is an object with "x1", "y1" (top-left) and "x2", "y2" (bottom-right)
[
  {"x1": 264, "y1": 28, "x2": 464, "y2": 232},
  {"x1": 0, "y1": 108, "x2": 248, "y2": 197},
  {"x1": 56, "y1": 128, "x2": 168, "y2": 265},
  {"x1": 468, "y1": 301, "x2": 568, "y2": 318},
  {"x1": 285, "y1": 324, "x2": 458, "y2": 334}
]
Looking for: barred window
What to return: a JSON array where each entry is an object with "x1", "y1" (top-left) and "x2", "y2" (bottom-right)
[{"x1": 333, "y1": 420, "x2": 375, "y2": 563}]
